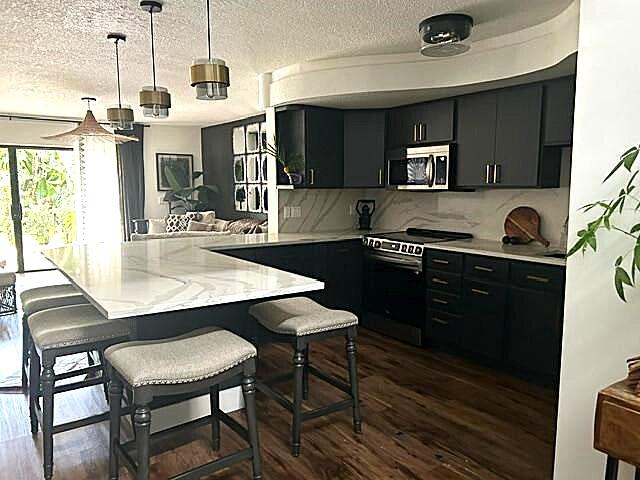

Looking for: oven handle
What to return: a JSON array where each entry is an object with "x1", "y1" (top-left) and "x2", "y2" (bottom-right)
[{"x1": 364, "y1": 250, "x2": 423, "y2": 273}]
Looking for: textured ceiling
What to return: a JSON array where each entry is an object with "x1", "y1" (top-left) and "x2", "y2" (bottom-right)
[{"x1": 0, "y1": 0, "x2": 573, "y2": 126}]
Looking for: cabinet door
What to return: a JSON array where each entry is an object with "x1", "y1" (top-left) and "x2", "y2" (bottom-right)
[
  {"x1": 506, "y1": 287, "x2": 563, "y2": 377},
  {"x1": 306, "y1": 108, "x2": 344, "y2": 188},
  {"x1": 455, "y1": 92, "x2": 497, "y2": 187},
  {"x1": 388, "y1": 106, "x2": 416, "y2": 148},
  {"x1": 461, "y1": 279, "x2": 507, "y2": 360},
  {"x1": 415, "y1": 99, "x2": 455, "y2": 144},
  {"x1": 323, "y1": 241, "x2": 363, "y2": 313},
  {"x1": 343, "y1": 110, "x2": 386, "y2": 188},
  {"x1": 543, "y1": 76, "x2": 575, "y2": 146},
  {"x1": 494, "y1": 84, "x2": 543, "y2": 187}
]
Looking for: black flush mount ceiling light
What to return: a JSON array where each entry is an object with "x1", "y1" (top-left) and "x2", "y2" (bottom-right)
[
  {"x1": 139, "y1": 0, "x2": 171, "y2": 118},
  {"x1": 190, "y1": 0, "x2": 230, "y2": 100},
  {"x1": 106, "y1": 33, "x2": 134, "y2": 130},
  {"x1": 419, "y1": 14, "x2": 474, "y2": 57}
]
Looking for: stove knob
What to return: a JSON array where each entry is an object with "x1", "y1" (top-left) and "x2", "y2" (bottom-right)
[
  {"x1": 374, "y1": 241, "x2": 381, "y2": 249},
  {"x1": 415, "y1": 246, "x2": 423, "y2": 255},
  {"x1": 408, "y1": 245, "x2": 415, "y2": 254},
  {"x1": 401, "y1": 244, "x2": 407, "y2": 252},
  {"x1": 362, "y1": 237, "x2": 368, "y2": 246}
]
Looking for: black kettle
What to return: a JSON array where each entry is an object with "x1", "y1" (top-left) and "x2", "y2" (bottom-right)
[{"x1": 356, "y1": 200, "x2": 375, "y2": 230}]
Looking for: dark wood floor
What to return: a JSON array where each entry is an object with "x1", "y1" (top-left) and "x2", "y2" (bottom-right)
[{"x1": 0, "y1": 325, "x2": 557, "y2": 480}]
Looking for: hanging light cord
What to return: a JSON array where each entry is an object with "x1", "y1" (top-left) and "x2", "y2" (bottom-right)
[
  {"x1": 150, "y1": 9, "x2": 157, "y2": 91},
  {"x1": 206, "y1": 0, "x2": 212, "y2": 59},
  {"x1": 115, "y1": 39, "x2": 122, "y2": 108}
]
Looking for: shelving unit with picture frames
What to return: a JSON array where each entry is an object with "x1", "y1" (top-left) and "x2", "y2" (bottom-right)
[{"x1": 232, "y1": 121, "x2": 268, "y2": 214}]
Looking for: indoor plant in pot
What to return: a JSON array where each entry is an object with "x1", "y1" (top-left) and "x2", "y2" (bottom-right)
[
  {"x1": 570, "y1": 145, "x2": 640, "y2": 301},
  {"x1": 163, "y1": 169, "x2": 219, "y2": 213},
  {"x1": 265, "y1": 136, "x2": 304, "y2": 185}
]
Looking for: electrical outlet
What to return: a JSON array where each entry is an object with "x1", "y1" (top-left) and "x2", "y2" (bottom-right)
[
  {"x1": 283, "y1": 206, "x2": 291, "y2": 218},
  {"x1": 291, "y1": 206, "x2": 302, "y2": 218}
]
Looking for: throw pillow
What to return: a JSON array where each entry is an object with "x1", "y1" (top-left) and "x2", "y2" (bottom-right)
[
  {"x1": 225, "y1": 218, "x2": 264, "y2": 234},
  {"x1": 187, "y1": 220, "x2": 214, "y2": 232},
  {"x1": 199, "y1": 210, "x2": 216, "y2": 224},
  {"x1": 165, "y1": 214, "x2": 189, "y2": 233},
  {"x1": 209, "y1": 218, "x2": 230, "y2": 232},
  {"x1": 147, "y1": 218, "x2": 167, "y2": 234}
]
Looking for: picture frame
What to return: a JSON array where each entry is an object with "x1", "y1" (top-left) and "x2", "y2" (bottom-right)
[{"x1": 156, "y1": 153, "x2": 194, "y2": 191}]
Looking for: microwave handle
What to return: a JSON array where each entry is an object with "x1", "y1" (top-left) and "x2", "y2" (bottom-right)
[{"x1": 427, "y1": 156, "x2": 435, "y2": 187}]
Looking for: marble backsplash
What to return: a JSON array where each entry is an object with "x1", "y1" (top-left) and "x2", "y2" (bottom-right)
[{"x1": 279, "y1": 187, "x2": 571, "y2": 248}]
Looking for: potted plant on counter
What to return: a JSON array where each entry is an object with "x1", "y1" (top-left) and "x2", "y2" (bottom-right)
[
  {"x1": 570, "y1": 145, "x2": 640, "y2": 301},
  {"x1": 265, "y1": 136, "x2": 304, "y2": 186}
]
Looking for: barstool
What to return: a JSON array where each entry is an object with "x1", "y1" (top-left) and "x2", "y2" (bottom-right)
[
  {"x1": 20, "y1": 284, "x2": 88, "y2": 391},
  {"x1": 28, "y1": 304, "x2": 132, "y2": 480},
  {"x1": 248, "y1": 296, "x2": 362, "y2": 456},
  {"x1": 105, "y1": 327, "x2": 262, "y2": 480}
]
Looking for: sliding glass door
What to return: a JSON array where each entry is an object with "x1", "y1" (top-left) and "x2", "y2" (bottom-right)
[{"x1": 0, "y1": 146, "x2": 77, "y2": 272}]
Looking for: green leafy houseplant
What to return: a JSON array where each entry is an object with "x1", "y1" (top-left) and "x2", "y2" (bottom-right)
[
  {"x1": 265, "y1": 136, "x2": 304, "y2": 184},
  {"x1": 569, "y1": 145, "x2": 640, "y2": 301},
  {"x1": 163, "y1": 168, "x2": 219, "y2": 213}
]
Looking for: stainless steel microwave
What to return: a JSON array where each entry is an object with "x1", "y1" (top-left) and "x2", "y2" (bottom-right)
[{"x1": 388, "y1": 145, "x2": 451, "y2": 191}]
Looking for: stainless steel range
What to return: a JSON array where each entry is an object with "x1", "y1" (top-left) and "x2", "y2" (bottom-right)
[{"x1": 361, "y1": 229, "x2": 472, "y2": 346}]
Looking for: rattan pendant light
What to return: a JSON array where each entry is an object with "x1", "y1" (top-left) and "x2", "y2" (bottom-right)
[
  {"x1": 42, "y1": 97, "x2": 138, "y2": 144},
  {"x1": 106, "y1": 33, "x2": 134, "y2": 130},
  {"x1": 139, "y1": 0, "x2": 171, "y2": 118},
  {"x1": 190, "y1": 0, "x2": 230, "y2": 100}
]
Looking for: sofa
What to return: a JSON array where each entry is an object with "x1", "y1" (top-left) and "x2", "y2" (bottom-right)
[{"x1": 130, "y1": 211, "x2": 267, "y2": 241}]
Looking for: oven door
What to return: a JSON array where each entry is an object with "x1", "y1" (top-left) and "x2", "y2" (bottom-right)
[{"x1": 362, "y1": 250, "x2": 425, "y2": 346}]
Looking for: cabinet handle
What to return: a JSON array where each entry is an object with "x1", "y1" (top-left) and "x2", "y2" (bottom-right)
[
  {"x1": 432, "y1": 277, "x2": 448, "y2": 285},
  {"x1": 471, "y1": 288, "x2": 490, "y2": 296},
  {"x1": 378, "y1": 168, "x2": 383, "y2": 185},
  {"x1": 310, "y1": 168, "x2": 315, "y2": 185},
  {"x1": 493, "y1": 164, "x2": 501, "y2": 184},
  {"x1": 473, "y1": 265, "x2": 494, "y2": 273},
  {"x1": 413, "y1": 124, "x2": 418, "y2": 142},
  {"x1": 485, "y1": 164, "x2": 491, "y2": 184},
  {"x1": 432, "y1": 258, "x2": 449, "y2": 265},
  {"x1": 432, "y1": 317, "x2": 449, "y2": 326},
  {"x1": 526, "y1": 274, "x2": 550, "y2": 283},
  {"x1": 420, "y1": 123, "x2": 427, "y2": 141},
  {"x1": 433, "y1": 298, "x2": 449, "y2": 305}
]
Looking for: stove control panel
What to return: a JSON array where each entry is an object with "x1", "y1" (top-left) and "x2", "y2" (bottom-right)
[{"x1": 363, "y1": 236, "x2": 424, "y2": 257}]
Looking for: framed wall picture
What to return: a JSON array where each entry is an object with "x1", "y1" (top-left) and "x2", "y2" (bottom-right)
[{"x1": 156, "y1": 153, "x2": 194, "y2": 191}]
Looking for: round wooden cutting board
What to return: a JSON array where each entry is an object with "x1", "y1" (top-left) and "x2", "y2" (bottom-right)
[{"x1": 504, "y1": 206, "x2": 550, "y2": 247}]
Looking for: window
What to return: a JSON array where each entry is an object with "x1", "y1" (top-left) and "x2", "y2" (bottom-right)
[{"x1": 232, "y1": 122, "x2": 268, "y2": 213}]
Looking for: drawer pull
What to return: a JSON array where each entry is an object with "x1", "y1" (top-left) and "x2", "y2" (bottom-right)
[
  {"x1": 432, "y1": 259, "x2": 450, "y2": 265},
  {"x1": 474, "y1": 265, "x2": 494, "y2": 273},
  {"x1": 526, "y1": 274, "x2": 550, "y2": 283},
  {"x1": 471, "y1": 288, "x2": 490, "y2": 296},
  {"x1": 432, "y1": 277, "x2": 449, "y2": 285},
  {"x1": 432, "y1": 317, "x2": 449, "y2": 326},
  {"x1": 433, "y1": 298, "x2": 449, "y2": 305}
]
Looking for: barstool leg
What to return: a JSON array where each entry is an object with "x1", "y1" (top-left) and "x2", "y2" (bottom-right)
[
  {"x1": 41, "y1": 359, "x2": 56, "y2": 480},
  {"x1": 109, "y1": 378, "x2": 123, "y2": 480},
  {"x1": 242, "y1": 374, "x2": 263, "y2": 480},
  {"x1": 292, "y1": 346, "x2": 305, "y2": 457},
  {"x1": 302, "y1": 345, "x2": 310, "y2": 401},
  {"x1": 21, "y1": 315, "x2": 29, "y2": 393},
  {"x1": 28, "y1": 342, "x2": 40, "y2": 435},
  {"x1": 346, "y1": 328, "x2": 362, "y2": 434},
  {"x1": 133, "y1": 405, "x2": 151, "y2": 480},
  {"x1": 605, "y1": 456, "x2": 619, "y2": 480},
  {"x1": 635, "y1": 466, "x2": 640, "y2": 480},
  {"x1": 210, "y1": 385, "x2": 220, "y2": 451}
]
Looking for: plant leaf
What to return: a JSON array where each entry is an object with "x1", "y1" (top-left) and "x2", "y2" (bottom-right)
[
  {"x1": 615, "y1": 266, "x2": 633, "y2": 301},
  {"x1": 623, "y1": 147, "x2": 639, "y2": 171}
]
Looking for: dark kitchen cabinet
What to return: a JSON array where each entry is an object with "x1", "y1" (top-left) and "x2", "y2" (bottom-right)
[
  {"x1": 276, "y1": 106, "x2": 344, "y2": 188},
  {"x1": 343, "y1": 110, "x2": 386, "y2": 188},
  {"x1": 456, "y1": 92, "x2": 497, "y2": 187},
  {"x1": 461, "y1": 279, "x2": 507, "y2": 360},
  {"x1": 388, "y1": 99, "x2": 454, "y2": 148},
  {"x1": 543, "y1": 76, "x2": 575, "y2": 146}
]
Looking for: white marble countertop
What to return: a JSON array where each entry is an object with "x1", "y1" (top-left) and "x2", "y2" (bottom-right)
[{"x1": 44, "y1": 240, "x2": 324, "y2": 320}]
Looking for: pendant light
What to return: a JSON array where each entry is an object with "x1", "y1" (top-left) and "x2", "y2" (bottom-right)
[
  {"x1": 106, "y1": 33, "x2": 134, "y2": 130},
  {"x1": 139, "y1": 0, "x2": 171, "y2": 118},
  {"x1": 42, "y1": 97, "x2": 138, "y2": 144},
  {"x1": 190, "y1": 0, "x2": 230, "y2": 100}
]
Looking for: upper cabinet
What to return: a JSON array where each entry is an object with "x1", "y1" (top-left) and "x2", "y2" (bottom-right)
[
  {"x1": 276, "y1": 106, "x2": 344, "y2": 188},
  {"x1": 388, "y1": 99, "x2": 455, "y2": 148},
  {"x1": 543, "y1": 76, "x2": 575, "y2": 146},
  {"x1": 456, "y1": 82, "x2": 565, "y2": 188},
  {"x1": 343, "y1": 110, "x2": 386, "y2": 188}
]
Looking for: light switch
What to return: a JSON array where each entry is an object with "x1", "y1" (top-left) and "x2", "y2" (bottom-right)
[{"x1": 291, "y1": 206, "x2": 302, "y2": 218}]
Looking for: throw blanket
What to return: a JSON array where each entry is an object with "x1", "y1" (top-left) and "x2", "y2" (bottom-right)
[{"x1": 224, "y1": 218, "x2": 265, "y2": 234}]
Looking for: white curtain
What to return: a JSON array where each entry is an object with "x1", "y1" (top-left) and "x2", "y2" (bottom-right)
[{"x1": 75, "y1": 138, "x2": 122, "y2": 243}]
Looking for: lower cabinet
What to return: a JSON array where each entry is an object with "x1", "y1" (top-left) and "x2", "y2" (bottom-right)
[{"x1": 426, "y1": 250, "x2": 565, "y2": 381}]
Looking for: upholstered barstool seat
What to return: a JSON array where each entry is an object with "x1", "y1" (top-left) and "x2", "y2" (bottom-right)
[
  {"x1": 20, "y1": 284, "x2": 87, "y2": 316},
  {"x1": 29, "y1": 304, "x2": 130, "y2": 353},
  {"x1": 248, "y1": 297, "x2": 358, "y2": 336},
  {"x1": 249, "y1": 296, "x2": 362, "y2": 457},
  {"x1": 105, "y1": 327, "x2": 257, "y2": 387},
  {"x1": 0, "y1": 272, "x2": 17, "y2": 316},
  {"x1": 105, "y1": 327, "x2": 262, "y2": 480}
]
